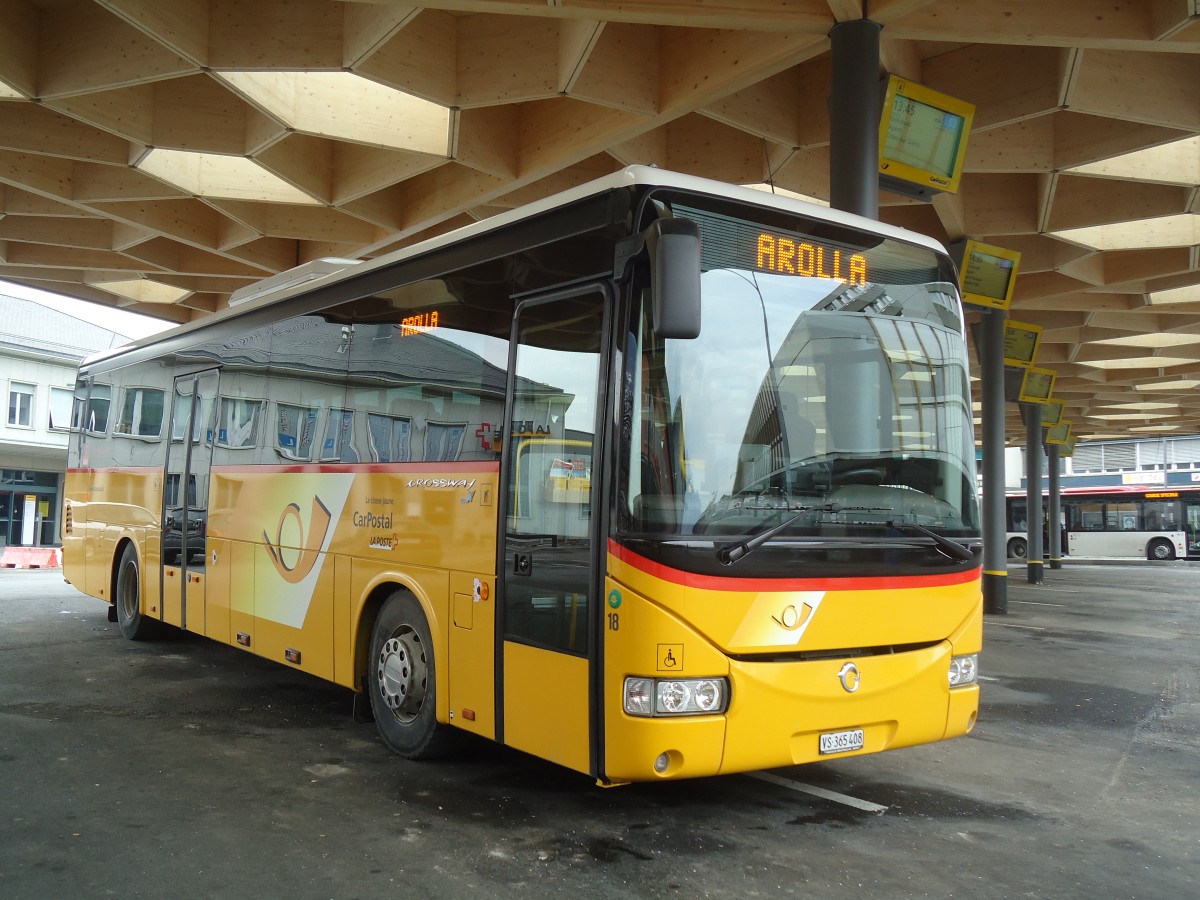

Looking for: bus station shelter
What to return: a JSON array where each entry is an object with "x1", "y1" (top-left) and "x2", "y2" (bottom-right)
[{"x1": 0, "y1": 2, "x2": 1198, "y2": 595}]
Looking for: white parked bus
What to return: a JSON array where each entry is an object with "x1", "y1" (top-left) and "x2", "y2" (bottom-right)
[{"x1": 1006, "y1": 486, "x2": 1200, "y2": 561}]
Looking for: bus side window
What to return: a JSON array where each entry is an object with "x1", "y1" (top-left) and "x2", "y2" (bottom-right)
[
  {"x1": 1075, "y1": 502, "x2": 1103, "y2": 531},
  {"x1": 1110, "y1": 502, "x2": 1139, "y2": 531}
]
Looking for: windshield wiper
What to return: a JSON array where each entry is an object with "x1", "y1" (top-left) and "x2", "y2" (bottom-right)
[
  {"x1": 717, "y1": 507, "x2": 975, "y2": 566},
  {"x1": 717, "y1": 503, "x2": 888, "y2": 565},
  {"x1": 889, "y1": 521, "x2": 975, "y2": 562}
]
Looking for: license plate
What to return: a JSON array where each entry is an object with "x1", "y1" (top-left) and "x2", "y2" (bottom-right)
[{"x1": 819, "y1": 728, "x2": 865, "y2": 755}]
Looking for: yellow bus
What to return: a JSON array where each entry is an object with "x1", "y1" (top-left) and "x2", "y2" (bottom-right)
[{"x1": 63, "y1": 167, "x2": 982, "y2": 783}]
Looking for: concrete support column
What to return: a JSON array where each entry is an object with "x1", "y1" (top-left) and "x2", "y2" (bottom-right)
[
  {"x1": 1023, "y1": 403, "x2": 1043, "y2": 584},
  {"x1": 978, "y1": 310, "x2": 1008, "y2": 613},
  {"x1": 829, "y1": 18, "x2": 882, "y2": 219},
  {"x1": 1047, "y1": 443, "x2": 1062, "y2": 569}
]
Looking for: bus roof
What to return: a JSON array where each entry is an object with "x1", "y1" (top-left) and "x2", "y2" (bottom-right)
[{"x1": 80, "y1": 165, "x2": 949, "y2": 369}]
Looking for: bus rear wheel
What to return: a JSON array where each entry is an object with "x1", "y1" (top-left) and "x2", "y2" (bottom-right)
[
  {"x1": 367, "y1": 591, "x2": 460, "y2": 759},
  {"x1": 114, "y1": 543, "x2": 162, "y2": 640},
  {"x1": 1147, "y1": 538, "x2": 1176, "y2": 561},
  {"x1": 1007, "y1": 537, "x2": 1028, "y2": 559}
]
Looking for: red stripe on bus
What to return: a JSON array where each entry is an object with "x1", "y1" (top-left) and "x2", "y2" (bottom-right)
[
  {"x1": 209, "y1": 461, "x2": 500, "y2": 475},
  {"x1": 608, "y1": 539, "x2": 979, "y2": 593},
  {"x1": 68, "y1": 462, "x2": 500, "y2": 476},
  {"x1": 67, "y1": 467, "x2": 159, "y2": 474}
]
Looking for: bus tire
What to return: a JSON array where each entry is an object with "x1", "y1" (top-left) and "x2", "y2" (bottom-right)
[
  {"x1": 1147, "y1": 538, "x2": 1176, "y2": 561},
  {"x1": 1007, "y1": 537, "x2": 1027, "y2": 559},
  {"x1": 367, "y1": 591, "x2": 459, "y2": 759},
  {"x1": 114, "y1": 543, "x2": 162, "y2": 641}
]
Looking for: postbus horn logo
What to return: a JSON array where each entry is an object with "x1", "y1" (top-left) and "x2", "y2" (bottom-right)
[
  {"x1": 264, "y1": 496, "x2": 332, "y2": 584},
  {"x1": 837, "y1": 662, "x2": 861, "y2": 694}
]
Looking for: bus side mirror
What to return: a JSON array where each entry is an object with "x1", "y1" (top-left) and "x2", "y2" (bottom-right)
[{"x1": 645, "y1": 218, "x2": 702, "y2": 340}]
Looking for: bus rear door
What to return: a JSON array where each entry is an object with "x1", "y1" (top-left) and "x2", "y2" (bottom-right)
[{"x1": 161, "y1": 370, "x2": 218, "y2": 633}]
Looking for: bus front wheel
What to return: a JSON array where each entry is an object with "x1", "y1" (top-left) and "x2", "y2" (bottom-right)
[
  {"x1": 114, "y1": 543, "x2": 162, "y2": 641},
  {"x1": 1147, "y1": 538, "x2": 1176, "y2": 561},
  {"x1": 1007, "y1": 537, "x2": 1028, "y2": 559},
  {"x1": 367, "y1": 591, "x2": 459, "y2": 759}
]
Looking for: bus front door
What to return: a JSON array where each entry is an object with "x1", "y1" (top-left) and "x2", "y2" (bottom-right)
[
  {"x1": 499, "y1": 287, "x2": 607, "y2": 777},
  {"x1": 161, "y1": 370, "x2": 218, "y2": 632},
  {"x1": 1186, "y1": 501, "x2": 1200, "y2": 558}
]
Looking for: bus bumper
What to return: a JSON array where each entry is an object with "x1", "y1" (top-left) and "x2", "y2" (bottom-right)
[{"x1": 717, "y1": 645, "x2": 975, "y2": 774}]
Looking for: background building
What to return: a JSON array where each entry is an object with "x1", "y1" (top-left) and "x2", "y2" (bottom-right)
[
  {"x1": 1008, "y1": 436, "x2": 1200, "y2": 491},
  {"x1": 1, "y1": 293, "x2": 132, "y2": 548}
]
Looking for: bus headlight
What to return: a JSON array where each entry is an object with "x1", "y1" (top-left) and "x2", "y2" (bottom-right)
[
  {"x1": 624, "y1": 677, "x2": 654, "y2": 716},
  {"x1": 623, "y1": 677, "x2": 729, "y2": 716},
  {"x1": 948, "y1": 654, "x2": 978, "y2": 687}
]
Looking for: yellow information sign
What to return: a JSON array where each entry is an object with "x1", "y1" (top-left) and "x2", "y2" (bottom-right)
[
  {"x1": 1003, "y1": 320, "x2": 1042, "y2": 367},
  {"x1": 960, "y1": 240, "x2": 1020, "y2": 310},
  {"x1": 1019, "y1": 366, "x2": 1056, "y2": 403},
  {"x1": 1041, "y1": 398, "x2": 1065, "y2": 426},
  {"x1": 879, "y1": 75, "x2": 975, "y2": 194},
  {"x1": 1044, "y1": 421, "x2": 1071, "y2": 446}
]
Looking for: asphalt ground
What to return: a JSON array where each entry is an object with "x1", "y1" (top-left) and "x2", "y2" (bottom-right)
[{"x1": 1, "y1": 563, "x2": 1197, "y2": 899}]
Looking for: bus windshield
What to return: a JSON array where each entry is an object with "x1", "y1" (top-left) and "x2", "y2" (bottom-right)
[{"x1": 623, "y1": 202, "x2": 979, "y2": 543}]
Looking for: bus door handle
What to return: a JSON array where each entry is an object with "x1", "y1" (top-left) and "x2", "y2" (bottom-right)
[{"x1": 513, "y1": 552, "x2": 533, "y2": 576}]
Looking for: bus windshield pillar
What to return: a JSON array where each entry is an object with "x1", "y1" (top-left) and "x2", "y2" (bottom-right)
[{"x1": 1023, "y1": 402, "x2": 1044, "y2": 584}]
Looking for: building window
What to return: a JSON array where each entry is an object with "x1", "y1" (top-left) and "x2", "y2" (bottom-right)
[
  {"x1": 115, "y1": 387, "x2": 166, "y2": 438},
  {"x1": 320, "y1": 409, "x2": 358, "y2": 462},
  {"x1": 1105, "y1": 444, "x2": 1136, "y2": 471},
  {"x1": 216, "y1": 397, "x2": 264, "y2": 449},
  {"x1": 85, "y1": 384, "x2": 112, "y2": 434},
  {"x1": 48, "y1": 388, "x2": 74, "y2": 431},
  {"x1": 367, "y1": 414, "x2": 411, "y2": 462},
  {"x1": 1070, "y1": 444, "x2": 1102, "y2": 473},
  {"x1": 8, "y1": 383, "x2": 34, "y2": 427},
  {"x1": 426, "y1": 422, "x2": 467, "y2": 461},
  {"x1": 275, "y1": 403, "x2": 320, "y2": 460}
]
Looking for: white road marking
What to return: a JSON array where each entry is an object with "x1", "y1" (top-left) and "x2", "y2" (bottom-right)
[
  {"x1": 985, "y1": 622, "x2": 1046, "y2": 630},
  {"x1": 1010, "y1": 599, "x2": 1067, "y2": 607},
  {"x1": 747, "y1": 771, "x2": 889, "y2": 813},
  {"x1": 978, "y1": 675, "x2": 1001, "y2": 682}
]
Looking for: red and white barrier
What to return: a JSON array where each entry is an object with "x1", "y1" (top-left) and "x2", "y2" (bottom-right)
[{"x1": 0, "y1": 547, "x2": 61, "y2": 568}]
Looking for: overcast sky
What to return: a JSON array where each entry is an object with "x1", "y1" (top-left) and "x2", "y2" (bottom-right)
[{"x1": 1, "y1": 280, "x2": 173, "y2": 340}]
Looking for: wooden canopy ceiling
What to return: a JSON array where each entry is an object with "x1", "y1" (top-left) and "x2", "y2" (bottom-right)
[{"x1": 1, "y1": 0, "x2": 1198, "y2": 444}]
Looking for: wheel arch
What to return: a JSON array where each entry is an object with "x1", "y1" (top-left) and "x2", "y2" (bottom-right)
[
  {"x1": 351, "y1": 573, "x2": 449, "y2": 719},
  {"x1": 109, "y1": 534, "x2": 140, "y2": 608}
]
